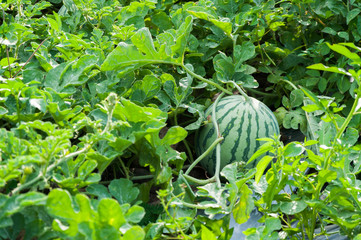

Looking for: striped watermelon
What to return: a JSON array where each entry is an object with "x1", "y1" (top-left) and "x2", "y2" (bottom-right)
[{"x1": 195, "y1": 95, "x2": 279, "y2": 175}]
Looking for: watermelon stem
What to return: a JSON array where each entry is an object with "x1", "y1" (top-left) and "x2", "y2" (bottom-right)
[
  {"x1": 184, "y1": 136, "x2": 224, "y2": 176},
  {"x1": 229, "y1": 81, "x2": 250, "y2": 100},
  {"x1": 281, "y1": 79, "x2": 298, "y2": 90},
  {"x1": 246, "y1": 88, "x2": 278, "y2": 97},
  {"x1": 181, "y1": 64, "x2": 233, "y2": 95},
  {"x1": 173, "y1": 108, "x2": 195, "y2": 163},
  {"x1": 212, "y1": 92, "x2": 226, "y2": 187},
  {"x1": 183, "y1": 173, "x2": 215, "y2": 185},
  {"x1": 170, "y1": 192, "x2": 211, "y2": 210},
  {"x1": 183, "y1": 93, "x2": 225, "y2": 187}
]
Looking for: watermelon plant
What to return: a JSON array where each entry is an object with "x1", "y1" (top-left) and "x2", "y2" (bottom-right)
[{"x1": 1, "y1": 0, "x2": 361, "y2": 239}]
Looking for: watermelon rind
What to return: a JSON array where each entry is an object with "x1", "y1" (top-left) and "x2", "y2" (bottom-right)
[{"x1": 195, "y1": 95, "x2": 280, "y2": 175}]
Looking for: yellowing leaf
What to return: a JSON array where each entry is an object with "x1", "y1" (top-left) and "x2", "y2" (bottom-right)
[{"x1": 201, "y1": 225, "x2": 217, "y2": 240}]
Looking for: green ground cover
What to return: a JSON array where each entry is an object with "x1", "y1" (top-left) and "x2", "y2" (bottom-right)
[{"x1": 1, "y1": 0, "x2": 361, "y2": 239}]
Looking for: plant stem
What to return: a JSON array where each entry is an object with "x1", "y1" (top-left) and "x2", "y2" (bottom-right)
[
  {"x1": 11, "y1": 144, "x2": 91, "y2": 195},
  {"x1": 246, "y1": 88, "x2": 278, "y2": 97},
  {"x1": 281, "y1": 79, "x2": 298, "y2": 90},
  {"x1": 119, "y1": 159, "x2": 129, "y2": 179},
  {"x1": 161, "y1": 193, "x2": 189, "y2": 239},
  {"x1": 230, "y1": 81, "x2": 249, "y2": 99},
  {"x1": 181, "y1": 64, "x2": 233, "y2": 95},
  {"x1": 212, "y1": 92, "x2": 225, "y2": 187},
  {"x1": 324, "y1": 92, "x2": 361, "y2": 170},
  {"x1": 182, "y1": 139, "x2": 194, "y2": 163},
  {"x1": 13, "y1": 38, "x2": 48, "y2": 78},
  {"x1": 6, "y1": 47, "x2": 11, "y2": 78},
  {"x1": 184, "y1": 136, "x2": 224, "y2": 175},
  {"x1": 183, "y1": 174, "x2": 215, "y2": 185},
  {"x1": 173, "y1": 108, "x2": 194, "y2": 163},
  {"x1": 130, "y1": 174, "x2": 155, "y2": 181},
  {"x1": 170, "y1": 192, "x2": 214, "y2": 210}
]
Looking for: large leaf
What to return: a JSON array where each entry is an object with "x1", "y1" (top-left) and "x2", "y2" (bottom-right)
[
  {"x1": 280, "y1": 200, "x2": 307, "y2": 215},
  {"x1": 187, "y1": 6, "x2": 232, "y2": 36},
  {"x1": 326, "y1": 43, "x2": 361, "y2": 64},
  {"x1": 232, "y1": 184, "x2": 254, "y2": 224},
  {"x1": 307, "y1": 63, "x2": 351, "y2": 76},
  {"x1": 101, "y1": 16, "x2": 193, "y2": 74},
  {"x1": 108, "y1": 179, "x2": 139, "y2": 204},
  {"x1": 46, "y1": 188, "x2": 134, "y2": 238},
  {"x1": 44, "y1": 55, "x2": 97, "y2": 92}
]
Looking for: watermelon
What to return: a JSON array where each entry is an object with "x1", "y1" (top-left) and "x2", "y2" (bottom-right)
[{"x1": 195, "y1": 95, "x2": 280, "y2": 175}]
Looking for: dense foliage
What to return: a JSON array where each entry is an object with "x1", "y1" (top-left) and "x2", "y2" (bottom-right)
[{"x1": 1, "y1": 0, "x2": 361, "y2": 239}]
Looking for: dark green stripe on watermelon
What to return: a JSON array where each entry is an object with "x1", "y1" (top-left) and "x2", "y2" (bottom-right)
[{"x1": 229, "y1": 109, "x2": 246, "y2": 163}]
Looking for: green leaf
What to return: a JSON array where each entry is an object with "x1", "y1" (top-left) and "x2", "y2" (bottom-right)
[
  {"x1": 123, "y1": 226, "x2": 145, "y2": 240},
  {"x1": 114, "y1": 98, "x2": 167, "y2": 123},
  {"x1": 100, "y1": 40, "x2": 167, "y2": 74},
  {"x1": 338, "y1": 31, "x2": 349, "y2": 41},
  {"x1": 108, "y1": 179, "x2": 139, "y2": 204},
  {"x1": 274, "y1": 107, "x2": 287, "y2": 125},
  {"x1": 232, "y1": 184, "x2": 254, "y2": 224},
  {"x1": 337, "y1": 75, "x2": 351, "y2": 94},
  {"x1": 16, "y1": 192, "x2": 47, "y2": 207},
  {"x1": 44, "y1": 55, "x2": 97, "y2": 92},
  {"x1": 280, "y1": 200, "x2": 307, "y2": 214},
  {"x1": 255, "y1": 155, "x2": 274, "y2": 183},
  {"x1": 125, "y1": 205, "x2": 145, "y2": 224},
  {"x1": 341, "y1": 127, "x2": 359, "y2": 146},
  {"x1": 201, "y1": 225, "x2": 218, "y2": 240},
  {"x1": 86, "y1": 184, "x2": 112, "y2": 200},
  {"x1": 156, "y1": 166, "x2": 172, "y2": 183},
  {"x1": 161, "y1": 126, "x2": 187, "y2": 145},
  {"x1": 183, "y1": 102, "x2": 205, "y2": 130},
  {"x1": 130, "y1": 75, "x2": 161, "y2": 102},
  {"x1": 0, "y1": 106, "x2": 8, "y2": 115},
  {"x1": 152, "y1": 12, "x2": 173, "y2": 31},
  {"x1": 117, "y1": 1, "x2": 155, "y2": 26},
  {"x1": 132, "y1": 28, "x2": 163, "y2": 58},
  {"x1": 317, "y1": 121, "x2": 337, "y2": 146},
  {"x1": 322, "y1": 27, "x2": 337, "y2": 35},
  {"x1": 221, "y1": 162, "x2": 239, "y2": 184},
  {"x1": 318, "y1": 77, "x2": 327, "y2": 92},
  {"x1": 327, "y1": 43, "x2": 361, "y2": 64},
  {"x1": 283, "y1": 142, "x2": 305, "y2": 157},
  {"x1": 164, "y1": 82, "x2": 192, "y2": 107},
  {"x1": 318, "y1": 169, "x2": 337, "y2": 185},
  {"x1": 290, "y1": 89, "x2": 304, "y2": 108},
  {"x1": 213, "y1": 52, "x2": 234, "y2": 82},
  {"x1": 187, "y1": 8, "x2": 232, "y2": 36},
  {"x1": 209, "y1": 18, "x2": 232, "y2": 36},
  {"x1": 339, "y1": 42, "x2": 361, "y2": 52},
  {"x1": 282, "y1": 108, "x2": 307, "y2": 131},
  {"x1": 263, "y1": 217, "x2": 282, "y2": 236},
  {"x1": 77, "y1": 160, "x2": 97, "y2": 180},
  {"x1": 299, "y1": 86, "x2": 326, "y2": 112},
  {"x1": 307, "y1": 63, "x2": 351, "y2": 76},
  {"x1": 347, "y1": 9, "x2": 361, "y2": 24},
  {"x1": 98, "y1": 198, "x2": 126, "y2": 228},
  {"x1": 0, "y1": 57, "x2": 16, "y2": 66},
  {"x1": 234, "y1": 41, "x2": 255, "y2": 69},
  {"x1": 247, "y1": 141, "x2": 274, "y2": 166},
  {"x1": 101, "y1": 17, "x2": 192, "y2": 74},
  {"x1": 46, "y1": 189, "x2": 77, "y2": 220},
  {"x1": 171, "y1": 15, "x2": 193, "y2": 61},
  {"x1": 47, "y1": 17, "x2": 60, "y2": 32}
]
